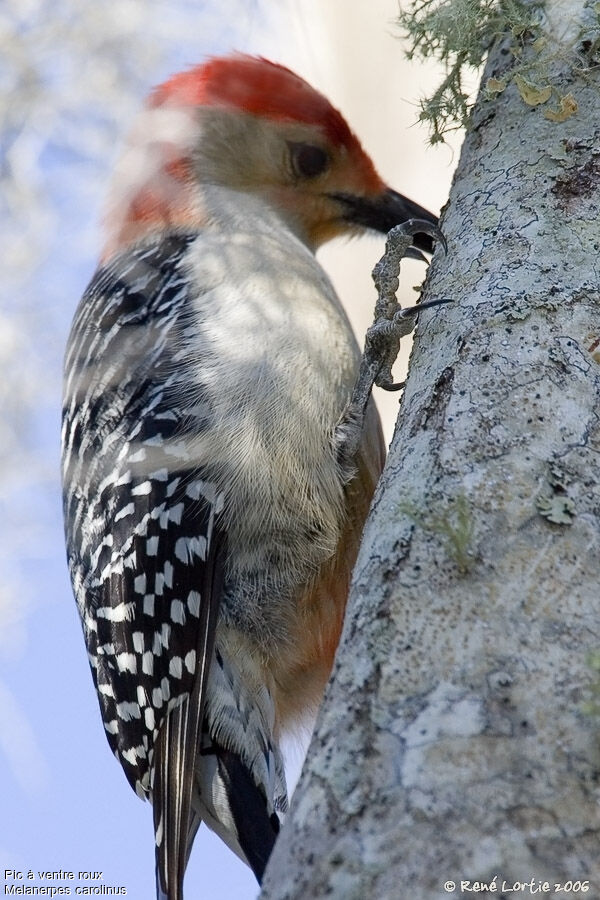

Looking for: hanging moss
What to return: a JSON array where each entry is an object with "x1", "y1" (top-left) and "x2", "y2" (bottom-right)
[{"x1": 397, "y1": 0, "x2": 600, "y2": 142}]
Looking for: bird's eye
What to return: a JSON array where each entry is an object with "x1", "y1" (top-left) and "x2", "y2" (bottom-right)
[{"x1": 289, "y1": 143, "x2": 330, "y2": 179}]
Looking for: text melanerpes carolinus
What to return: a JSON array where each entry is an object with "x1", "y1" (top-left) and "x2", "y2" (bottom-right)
[{"x1": 61, "y1": 53, "x2": 443, "y2": 899}]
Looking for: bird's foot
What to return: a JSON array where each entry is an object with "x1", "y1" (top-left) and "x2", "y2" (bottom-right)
[
  {"x1": 368, "y1": 219, "x2": 448, "y2": 392},
  {"x1": 334, "y1": 219, "x2": 448, "y2": 473}
]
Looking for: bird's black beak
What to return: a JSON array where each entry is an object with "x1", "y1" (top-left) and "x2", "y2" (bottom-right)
[{"x1": 329, "y1": 188, "x2": 438, "y2": 258}]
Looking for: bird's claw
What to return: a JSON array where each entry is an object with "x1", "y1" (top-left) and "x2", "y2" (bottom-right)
[
  {"x1": 335, "y1": 219, "x2": 448, "y2": 469},
  {"x1": 366, "y1": 221, "x2": 449, "y2": 391},
  {"x1": 389, "y1": 218, "x2": 447, "y2": 255}
]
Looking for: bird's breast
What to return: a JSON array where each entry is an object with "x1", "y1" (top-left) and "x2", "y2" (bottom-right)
[{"x1": 180, "y1": 224, "x2": 361, "y2": 643}]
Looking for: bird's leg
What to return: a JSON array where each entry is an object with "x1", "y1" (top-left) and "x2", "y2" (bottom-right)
[{"x1": 335, "y1": 219, "x2": 449, "y2": 473}]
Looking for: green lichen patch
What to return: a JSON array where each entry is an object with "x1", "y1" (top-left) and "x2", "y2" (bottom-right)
[
  {"x1": 535, "y1": 492, "x2": 576, "y2": 524},
  {"x1": 544, "y1": 93, "x2": 578, "y2": 122},
  {"x1": 513, "y1": 73, "x2": 551, "y2": 105},
  {"x1": 399, "y1": 491, "x2": 476, "y2": 574},
  {"x1": 535, "y1": 465, "x2": 577, "y2": 525},
  {"x1": 581, "y1": 651, "x2": 600, "y2": 717}
]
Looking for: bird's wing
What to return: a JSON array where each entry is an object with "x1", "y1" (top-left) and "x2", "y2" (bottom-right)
[{"x1": 62, "y1": 234, "x2": 222, "y2": 900}]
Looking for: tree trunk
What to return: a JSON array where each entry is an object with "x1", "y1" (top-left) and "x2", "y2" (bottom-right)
[{"x1": 261, "y1": 6, "x2": 600, "y2": 899}]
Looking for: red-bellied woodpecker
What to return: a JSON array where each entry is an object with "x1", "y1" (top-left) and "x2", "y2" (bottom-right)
[{"x1": 61, "y1": 54, "x2": 443, "y2": 899}]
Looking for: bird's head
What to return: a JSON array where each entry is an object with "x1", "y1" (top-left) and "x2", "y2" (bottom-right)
[{"x1": 102, "y1": 54, "x2": 436, "y2": 261}]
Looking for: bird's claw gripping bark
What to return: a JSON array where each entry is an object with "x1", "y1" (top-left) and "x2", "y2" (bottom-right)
[
  {"x1": 335, "y1": 219, "x2": 448, "y2": 472},
  {"x1": 367, "y1": 219, "x2": 448, "y2": 392}
]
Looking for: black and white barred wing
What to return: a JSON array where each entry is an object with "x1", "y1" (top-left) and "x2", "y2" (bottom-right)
[{"x1": 61, "y1": 236, "x2": 223, "y2": 898}]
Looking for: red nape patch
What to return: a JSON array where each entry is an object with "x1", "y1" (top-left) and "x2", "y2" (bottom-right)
[{"x1": 150, "y1": 54, "x2": 355, "y2": 149}]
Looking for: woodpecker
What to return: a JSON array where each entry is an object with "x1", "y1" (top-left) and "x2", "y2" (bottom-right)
[{"x1": 62, "y1": 54, "x2": 441, "y2": 899}]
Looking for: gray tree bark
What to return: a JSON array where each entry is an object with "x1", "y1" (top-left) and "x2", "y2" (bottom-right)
[{"x1": 261, "y1": 5, "x2": 600, "y2": 899}]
